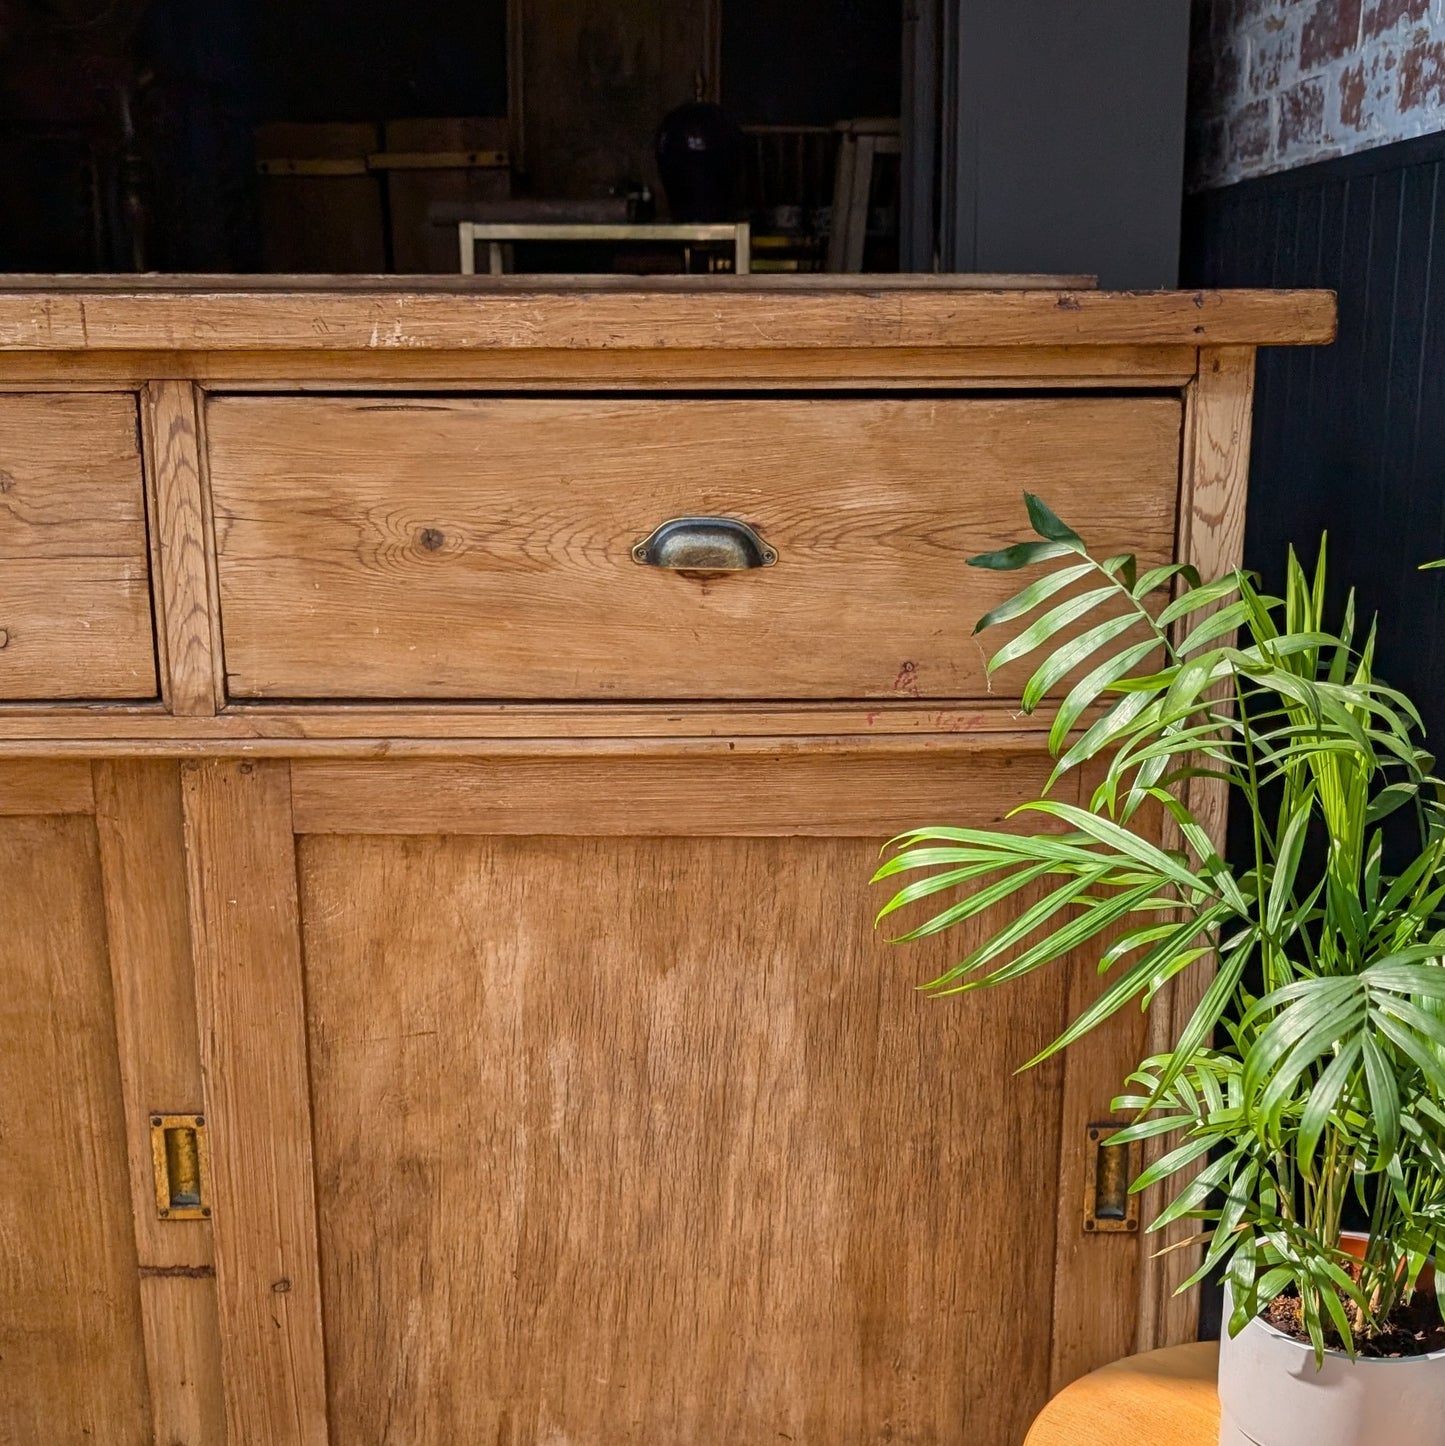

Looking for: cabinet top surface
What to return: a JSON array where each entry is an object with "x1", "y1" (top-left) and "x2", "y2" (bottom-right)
[{"x1": 0, "y1": 276, "x2": 1336, "y2": 351}]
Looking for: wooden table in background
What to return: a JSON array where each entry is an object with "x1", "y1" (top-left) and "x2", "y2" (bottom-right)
[{"x1": 1025, "y1": 1343, "x2": 1221, "y2": 1445}]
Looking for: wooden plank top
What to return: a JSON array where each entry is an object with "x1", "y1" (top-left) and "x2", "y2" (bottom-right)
[
  {"x1": 1024, "y1": 1343, "x2": 1220, "y2": 1446},
  {"x1": 0, "y1": 278, "x2": 1335, "y2": 351}
]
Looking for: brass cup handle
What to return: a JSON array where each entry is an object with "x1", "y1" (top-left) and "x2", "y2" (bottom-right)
[{"x1": 631, "y1": 516, "x2": 777, "y2": 571}]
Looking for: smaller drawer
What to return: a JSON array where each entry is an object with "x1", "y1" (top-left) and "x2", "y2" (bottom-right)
[
  {"x1": 207, "y1": 394, "x2": 1182, "y2": 702},
  {"x1": 0, "y1": 394, "x2": 156, "y2": 700}
]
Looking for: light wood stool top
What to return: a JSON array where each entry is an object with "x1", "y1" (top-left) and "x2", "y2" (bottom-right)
[{"x1": 1024, "y1": 1342, "x2": 1220, "y2": 1445}]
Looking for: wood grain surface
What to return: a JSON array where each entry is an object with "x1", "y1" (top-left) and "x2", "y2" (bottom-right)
[
  {"x1": 1137, "y1": 347, "x2": 1258, "y2": 1353},
  {"x1": 135, "y1": 1274, "x2": 228, "y2": 1446},
  {"x1": 298, "y1": 829, "x2": 1074, "y2": 1446},
  {"x1": 0, "y1": 285, "x2": 1337, "y2": 352},
  {"x1": 0, "y1": 757, "x2": 95, "y2": 809},
  {"x1": 94, "y1": 762, "x2": 212, "y2": 1266},
  {"x1": 0, "y1": 286, "x2": 1308, "y2": 1442},
  {"x1": 290, "y1": 747, "x2": 1071, "y2": 836},
  {"x1": 0, "y1": 701, "x2": 1106, "y2": 753},
  {"x1": 1025, "y1": 1342, "x2": 1220, "y2": 1445},
  {"x1": 94, "y1": 760, "x2": 226, "y2": 1446},
  {"x1": 145, "y1": 381, "x2": 223, "y2": 715},
  {"x1": 207, "y1": 394, "x2": 1180, "y2": 701},
  {"x1": 0, "y1": 393, "x2": 156, "y2": 699},
  {"x1": 182, "y1": 760, "x2": 330, "y2": 1446},
  {"x1": 0, "y1": 342, "x2": 1202, "y2": 389},
  {"x1": 0, "y1": 814, "x2": 151, "y2": 1444},
  {"x1": 1048, "y1": 867, "x2": 1157, "y2": 1391}
]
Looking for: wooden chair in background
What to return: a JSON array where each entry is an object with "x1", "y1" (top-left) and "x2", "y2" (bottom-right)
[{"x1": 825, "y1": 117, "x2": 900, "y2": 272}]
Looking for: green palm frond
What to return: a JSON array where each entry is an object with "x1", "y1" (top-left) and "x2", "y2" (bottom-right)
[{"x1": 874, "y1": 494, "x2": 1445, "y2": 1355}]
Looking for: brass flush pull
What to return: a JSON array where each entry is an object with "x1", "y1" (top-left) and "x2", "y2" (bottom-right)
[
  {"x1": 150, "y1": 1114, "x2": 212, "y2": 1220},
  {"x1": 1083, "y1": 1123, "x2": 1141, "y2": 1234}
]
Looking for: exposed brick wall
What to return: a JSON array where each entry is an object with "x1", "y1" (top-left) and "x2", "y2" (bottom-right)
[{"x1": 1189, "y1": 0, "x2": 1445, "y2": 188}]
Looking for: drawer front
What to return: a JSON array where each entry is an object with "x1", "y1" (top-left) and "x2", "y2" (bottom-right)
[
  {"x1": 208, "y1": 394, "x2": 1182, "y2": 701},
  {"x1": 0, "y1": 394, "x2": 156, "y2": 700}
]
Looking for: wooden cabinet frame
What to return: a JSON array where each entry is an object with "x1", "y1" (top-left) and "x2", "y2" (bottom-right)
[{"x1": 0, "y1": 284, "x2": 1329, "y2": 1445}]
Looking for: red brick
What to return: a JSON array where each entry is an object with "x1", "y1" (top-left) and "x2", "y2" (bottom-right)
[
  {"x1": 1399, "y1": 36, "x2": 1445, "y2": 110},
  {"x1": 1363, "y1": 0, "x2": 1428, "y2": 38},
  {"x1": 1251, "y1": 23, "x2": 1300, "y2": 90},
  {"x1": 1231, "y1": 97, "x2": 1275, "y2": 161},
  {"x1": 1338, "y1": 59, "x2": 1367, "y2": 126},
  {"x1": 1278, "y1": 77, "x2": 1327, "y2": 147},
  {"x1": 1300, "y1": 0, "x2": 1362, "y2": 69}
]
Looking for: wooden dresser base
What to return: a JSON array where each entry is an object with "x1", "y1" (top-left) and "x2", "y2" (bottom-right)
[{"x1": 0, "y1": 281, "x2": 1332, "y2": 1446}]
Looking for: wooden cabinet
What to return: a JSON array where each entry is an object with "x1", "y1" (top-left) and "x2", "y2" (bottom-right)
[{"x1": 0, "y1": 280, "x2": 1332, "y2": 1446}]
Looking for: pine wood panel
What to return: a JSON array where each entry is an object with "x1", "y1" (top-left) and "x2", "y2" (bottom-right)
[
  {"x1": 144, "y1": 381, "x2": 223, "y2": 716},
  {"x1": 207, "y1": 394, "x2": 1180, "y2": 701},
  {"x1": 1137, "y1": 347, "x2": 1258, "y2": 1353},
  {"x1": 298, "y1": 829, "x2": 1073, "y2": 1446},
  {"x1": 182, "y1": 760, "x2": 329, "y2": 1446},
  {"x1": 1047, "y1": 873, "x2": 1156, "y2": 1392},
  {"x1": 137, "y1": 1274, "x2": 227, "y2": 1446},
  {"x1": 290, "y1": 747, "x2": 1070, "y2": 836},
  {"x1": 93, "y1": 761, "x2": 226, "y2": 1446},
  {"x1": 0, "y1": 284, "x2": 1337, "y2": 351},
  {"x1": 0, "y1": 757, "x2": 94, "y2": 810},
  {"x1": 0, "y1": 343, "x2": 1202, "y2": 388},
  {"x1": 0, "y1": 393, "x2": 156, "y2": 699},
  {"x1": 0, "y1": 701, "x2": 1090, "y2": 752},
  {"x1": 0, "y1": 814, "x2": 151, "y2": 1444}
]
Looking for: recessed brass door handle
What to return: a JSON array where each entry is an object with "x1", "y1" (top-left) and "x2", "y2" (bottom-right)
[
  {"x1": 631, "y1": 516, "x2": 777, "y2": 571},
  {"x1": 150, "y1": 1113, "x2": 212, "y2": 1220},
  {"x1": 1082, "y1": 1123, "x2": 1141, "y2": 1233}
]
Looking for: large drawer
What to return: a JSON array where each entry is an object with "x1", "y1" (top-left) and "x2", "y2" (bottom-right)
[
  {"x1": 0, "y1": 394, "x2": 156, "y2": 700},
  {"x1": 207, "y1": 394, "x2": 1182, "y2": 701}
]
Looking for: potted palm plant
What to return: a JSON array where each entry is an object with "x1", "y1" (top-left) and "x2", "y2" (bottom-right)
[{"x1": 874, "y1": 496, "x2": 1445, "y2": 1446}]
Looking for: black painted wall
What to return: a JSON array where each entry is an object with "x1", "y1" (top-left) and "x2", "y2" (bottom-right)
[
  {"x1": 1182, "y1": 131, "x2": 1445, "y2": 741},
  {"x1": 1184, "y1": 131, "x2": 1445, "y2": 1340}
]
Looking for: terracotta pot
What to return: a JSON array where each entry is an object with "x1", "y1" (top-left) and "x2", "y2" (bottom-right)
[{"x1": 1218, "y1": 1274, "x2": 1445, "y2": 1446}]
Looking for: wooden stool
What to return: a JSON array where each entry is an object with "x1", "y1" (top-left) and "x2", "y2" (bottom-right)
[{"x1": 1025, "y1": 1342, "x2": 1220, "y2": 1445}]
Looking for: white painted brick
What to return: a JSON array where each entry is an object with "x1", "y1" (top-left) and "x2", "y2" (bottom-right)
[{"x1": 1189, "y1": 0, "x2": 1445, "y2": 188}]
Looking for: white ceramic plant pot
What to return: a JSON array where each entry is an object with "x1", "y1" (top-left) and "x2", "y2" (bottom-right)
[{"x1": 1218, "y1": 1283, "x2": 1445, "y2": 1446}]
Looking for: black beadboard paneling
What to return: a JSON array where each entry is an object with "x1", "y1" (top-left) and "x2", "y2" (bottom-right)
[
  {"x1": 1183, "y1": 128, "x2": 1445, "y2": 1343},
  {"x1": 1183, "y1": 130, "x2": 1445, "y2": 741}
]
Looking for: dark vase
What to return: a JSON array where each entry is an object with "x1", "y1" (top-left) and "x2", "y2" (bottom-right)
[{"x1": 654, "y1": 102, "x2": 741, "y2": 223}]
